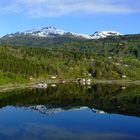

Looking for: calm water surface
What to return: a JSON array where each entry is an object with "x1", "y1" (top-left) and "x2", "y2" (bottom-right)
[{"x1": 0, "y1": 84, "x2": 140, "y2": 140}]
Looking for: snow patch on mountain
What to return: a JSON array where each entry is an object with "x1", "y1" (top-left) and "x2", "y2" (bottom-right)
[
  {"x1": 24, "y1": 26, "x2": 65, "y2": 37},
  {"x1": 91, "y1": 31, "x2": 122, "y2": 39}
]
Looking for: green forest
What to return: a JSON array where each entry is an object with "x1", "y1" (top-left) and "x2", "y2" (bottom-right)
[{"x1": 0, "y1": 34, "x2": 140, "y2": 84}]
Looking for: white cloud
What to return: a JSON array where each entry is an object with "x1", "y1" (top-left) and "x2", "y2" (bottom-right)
[{"x1": 0, "y1": 0, "x2": 140, "y2": 17}]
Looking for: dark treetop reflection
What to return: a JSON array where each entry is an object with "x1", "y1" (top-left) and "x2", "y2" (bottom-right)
[
  {"x1": 0, "y1": 84, "x2": 140, "y2": 116},
  {"x1": 0, "y1": 84, "x2": 140, "y2": 140}
]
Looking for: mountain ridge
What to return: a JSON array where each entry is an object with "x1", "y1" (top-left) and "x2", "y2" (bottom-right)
[{"x1": 1, "y1": 26, "x2": 122, "y2": 39}]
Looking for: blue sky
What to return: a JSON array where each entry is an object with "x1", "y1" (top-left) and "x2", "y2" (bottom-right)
[{"x1": 0, "y1": 0, "x2": 140, "y2": 36}]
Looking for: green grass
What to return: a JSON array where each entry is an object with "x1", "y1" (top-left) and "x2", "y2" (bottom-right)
[{"x1": 0, "y1": 72, "x2": 28, "y2": 85}]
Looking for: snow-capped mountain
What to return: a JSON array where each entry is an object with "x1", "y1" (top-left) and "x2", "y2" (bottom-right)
[
  {"x1": 24, "y1": 26, "x2": 65, "y2": 37},
  {"x1": 91, "y1": 31, "x2": 122, "y2": 39},
  {"x1": 2, "y1": 26, "x2": 122, "y2": 39}
]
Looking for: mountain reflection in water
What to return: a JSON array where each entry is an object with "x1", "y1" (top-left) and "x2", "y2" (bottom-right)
[{"x1": 0, "y1": 84, "x2": 140, "y2": 117}]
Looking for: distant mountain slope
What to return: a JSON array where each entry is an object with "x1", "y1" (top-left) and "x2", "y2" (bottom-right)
[{"x1": 0, "y1": 35, "x2": 82, "y2": 47}]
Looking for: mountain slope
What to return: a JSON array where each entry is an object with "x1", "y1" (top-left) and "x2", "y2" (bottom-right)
[{"x1": 1, "y1": 45, "x2": 140, "y2": 82}]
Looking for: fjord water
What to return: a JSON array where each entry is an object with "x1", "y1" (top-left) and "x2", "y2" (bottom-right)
[{"x1": 0, "y1": 84, "x2": 140, "y2": 140}]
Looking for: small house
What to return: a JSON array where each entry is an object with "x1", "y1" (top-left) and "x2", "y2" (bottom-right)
[{"x1": 36, "y1": 83, "x2": 47, "y2": 88}]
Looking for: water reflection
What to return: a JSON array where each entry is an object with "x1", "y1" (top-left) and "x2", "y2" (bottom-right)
[
  {"x1": 0, "y1": 84, "x2": 140, "y2": 140},
  {"x1": 0, "y1": 122, "x2": 139, "y2": 140},
  {"x1": 0, "y1": 84, "x2": 140, "y2": 117}
]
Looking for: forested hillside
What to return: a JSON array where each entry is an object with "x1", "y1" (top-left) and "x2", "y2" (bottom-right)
[
  {"x1": 0, "y1": 34, "x2": 140, "y2": 84},
  {"x1": 0, "y1": 43, "x2": 140, "y2": 84}
]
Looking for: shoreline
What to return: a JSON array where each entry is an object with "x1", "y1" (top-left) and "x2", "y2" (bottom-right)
[
  {"x1": 1, "y1": 79, "x2": 140, "y2": 92},
  {"x1": 0, "y1": 83, "x2": 34, "y2": 93},
  {"x1": 93, "y1": 80, "x2": 140, "y2": 85}
]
